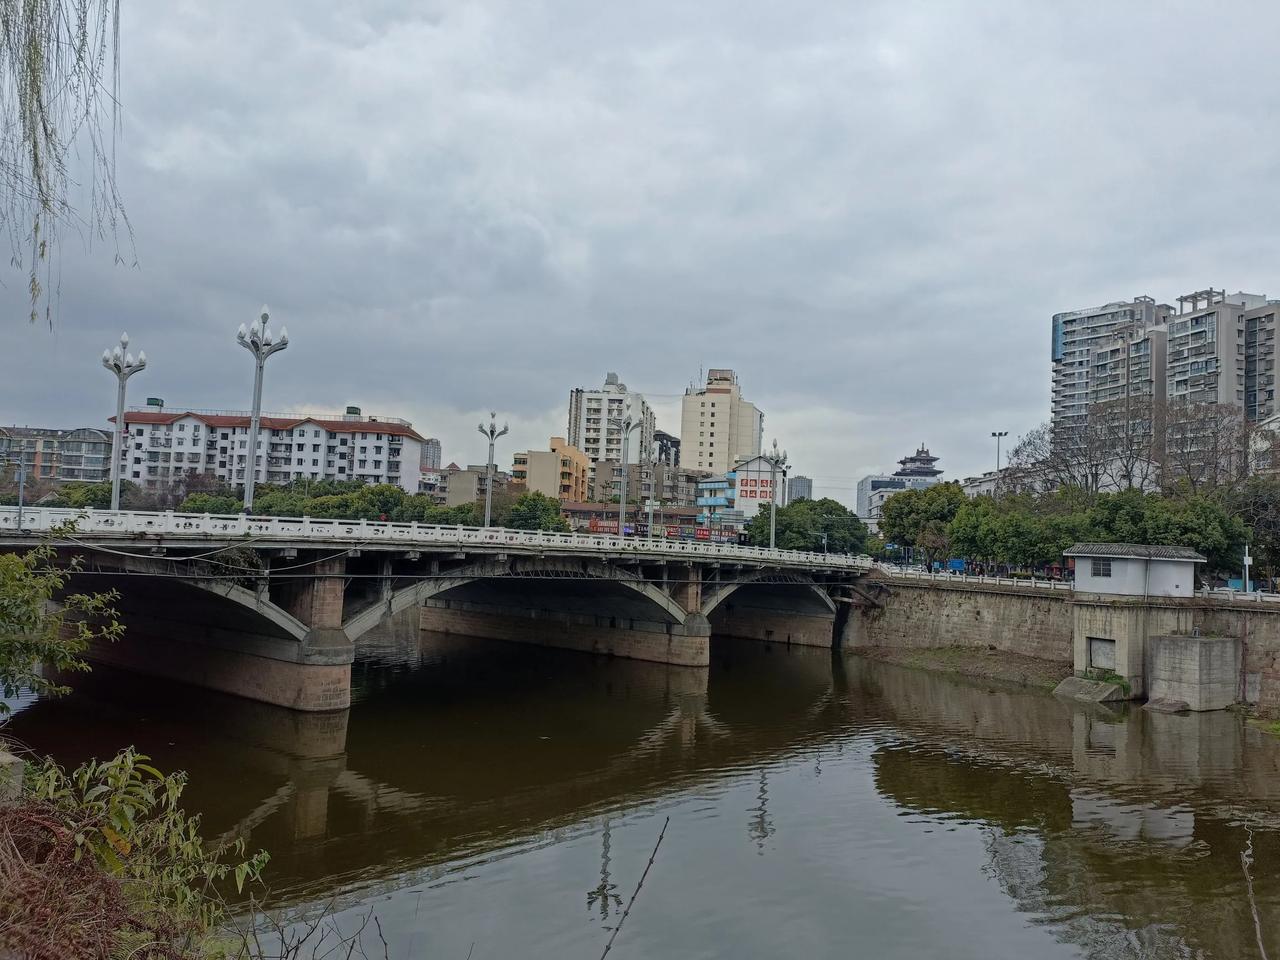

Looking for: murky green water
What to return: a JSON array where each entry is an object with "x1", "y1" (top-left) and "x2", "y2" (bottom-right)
[{"x1": 8, "y1": 629, "x2": 1280, "y2": 958}]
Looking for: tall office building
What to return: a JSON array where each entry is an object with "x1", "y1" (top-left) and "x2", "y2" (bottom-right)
[
  {"x1": 788, "y1": 475, "x2": 813, "y2": 501},
  {"x1": 566, "y1": 374, "x2": 656, "y2": 493},
  {"x1": 679, "y1": 369, "x2": 763, "y2": 474}
]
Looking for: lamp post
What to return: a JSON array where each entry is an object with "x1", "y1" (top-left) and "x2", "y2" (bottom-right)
[
  {"x1": 608, "y1": 407, "x2": 637, "y2": 537},
  {"x1": 768, "y1": 438, "x2": 788, "y2": 549},
  {"x1": 991, "y1": 430, "x2": 1008, "y2": 476},
  {"x1": 101, "y1": 332, "x2": 147, "y2": 511},
  {"x1": 236, "y1": 307, "x2": 289, "y2": 513},
  {"x1": 477, "y1": 412, "x2": 508, "y2": 527}
]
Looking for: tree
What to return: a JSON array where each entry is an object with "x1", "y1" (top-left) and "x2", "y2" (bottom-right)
[
  {"x1": 0, "y1": 535, "x2": 122, "y2": 709},
  {"x1": 1163, "y1": 399, "x2": 1250, "y2": 494},
  {"x1": 878, "y1": 483, "x2": 966, "y2": 569},
  {"x1": 746, "y1": 498, "x2": 867, "y2": 554},
  {"x1": 505, "y1": 492, "x2": 571, "y2": 532},
  {"x1": 2, "y1": 0, "x2": 128, "y2": 324},
  {"x1": 178, "y1": 492, "x2": 241, "y2": 514}
]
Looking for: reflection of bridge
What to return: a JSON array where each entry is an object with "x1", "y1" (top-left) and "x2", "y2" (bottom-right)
[
  {"x1": 1, "y1": 507, "x2": 874, "y2": 711},
  {"x1": 13, "y1": 641, "x2": 1280, "y2": 956}
]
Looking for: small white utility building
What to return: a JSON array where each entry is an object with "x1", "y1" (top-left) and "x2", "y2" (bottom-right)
[{"x1": 1064, "y1": 543, "x2": 1205, "y2": 598}]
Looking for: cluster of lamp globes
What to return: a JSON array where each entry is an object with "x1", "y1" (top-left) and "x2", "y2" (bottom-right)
[
  {"x1": 100, "y1": 306, "x2": 289, "y2": 386},
  {"x1": 99, "y1": 307, "x2": 289, "y2": 507}
]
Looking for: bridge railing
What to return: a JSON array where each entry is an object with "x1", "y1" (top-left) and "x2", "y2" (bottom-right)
[
  {"x1": 0, "y1": 506, "x2": 873, "y2": 571},
  {"x1": 875, "y1": 566, "x2": 1074, "y2": 591}
]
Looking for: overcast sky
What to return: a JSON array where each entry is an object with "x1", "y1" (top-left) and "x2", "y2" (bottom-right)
[{"x1": 5, "y1": 0, "x2": 1280, "y2": 505}]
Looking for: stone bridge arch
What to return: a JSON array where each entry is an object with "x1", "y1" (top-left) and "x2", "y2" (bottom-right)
[
  {"x1": 701, "y1": 570, "x2": 839, "y2": 649},
  {"x1": 343, "y1": 555, "x2": 690, "y2": 642}
]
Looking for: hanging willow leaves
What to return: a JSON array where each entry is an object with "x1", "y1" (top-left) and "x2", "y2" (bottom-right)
[{"x1": 0, "y1": 0, "x2": 130, "y2": 325}]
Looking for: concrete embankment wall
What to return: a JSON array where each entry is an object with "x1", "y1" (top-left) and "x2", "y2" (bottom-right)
[{"x1": 851, "y1": 579, "x2": 1073, "y2": 663}]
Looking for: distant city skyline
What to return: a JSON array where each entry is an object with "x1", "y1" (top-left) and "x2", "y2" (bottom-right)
[{"x1": 8, "y1": 1, "x2": 1280, "y2": 506}]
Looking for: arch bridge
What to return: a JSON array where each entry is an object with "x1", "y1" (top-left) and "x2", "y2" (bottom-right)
[{"x1": 0, "y1": 507, "x2": 873, "y2": 712}]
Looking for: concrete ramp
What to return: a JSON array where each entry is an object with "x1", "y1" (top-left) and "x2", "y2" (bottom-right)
[{"x1": 1053, "y1": 676, "x2": 1129, "y2": 703}]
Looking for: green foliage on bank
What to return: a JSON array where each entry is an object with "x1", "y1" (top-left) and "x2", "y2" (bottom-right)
[
  {"x1": 878, "y1": 485, "x2": 1248, "y2": 575},
  {"x1": 746, "y1": 498, "x2": 868, "y2": 554},
  {"x1": 0, "y1": 536, "x2": 267, "y2": 958},
  {"x1": 0, "y1": 535, "x2": 123, "y2": 709}
]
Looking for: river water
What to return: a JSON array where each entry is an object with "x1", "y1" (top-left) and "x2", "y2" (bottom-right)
[{"x1": 8, "y1": 628, "x2": 1280, "y2": 959}]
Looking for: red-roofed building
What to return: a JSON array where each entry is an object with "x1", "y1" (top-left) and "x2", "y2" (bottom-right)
[{"x1": 111, "y1": 406, "x2": 428, "y2": 493}]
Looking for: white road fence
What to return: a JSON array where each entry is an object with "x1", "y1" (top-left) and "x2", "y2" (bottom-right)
[{"x1": 0, "y1": 506, "x2": 873, "y2": 572}]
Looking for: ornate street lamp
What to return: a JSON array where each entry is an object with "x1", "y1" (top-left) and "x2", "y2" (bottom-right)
[
  {"x1": 101, "y1": 332, "x2": 147, "y2": 511},
  {"x1": 768, "y1": 439, "x2": 788, "y2": 549},
  {"x1": 477, "y1": 412, "x2": 509, "y2": 527},
  {"x1": 236, "y1": 307, "x2": 288, "y2": 512}
]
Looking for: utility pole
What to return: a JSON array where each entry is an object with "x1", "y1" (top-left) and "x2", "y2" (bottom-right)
[
  {"x1": 477, "y1": 412, "x2": 509, "y2": 527},
  {"x1": 1243, "y1": 543, "x2": 1253, "y2": 593},
  {"x1": 101, "y1": 332, "x2": 147, "y2": 511},
  {"x1": 236, "y1": 307, "x2": 289, "y2": 513},
  {"x1": 768, "y1": 439, "x2": 788, "y2": 549}
]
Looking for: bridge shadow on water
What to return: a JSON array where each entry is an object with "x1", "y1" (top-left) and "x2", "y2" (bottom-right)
[{"x1": 8, "y1": 627, "x2": 1280, "y2": 958}]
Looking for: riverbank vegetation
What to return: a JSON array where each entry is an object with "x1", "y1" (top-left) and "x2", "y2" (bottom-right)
[
  {"x1": 0, "y1": 536, "x2": 273, "y2": 958},
  {"x1": 877, "y1": 484, "x2": 1250, "y2": 577},
  {"x1": 745, "y1": 498, "x2": 868, "y2": 554}
]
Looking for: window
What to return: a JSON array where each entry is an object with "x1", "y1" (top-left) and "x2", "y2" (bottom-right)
[{"x1": 1090, "y1": 558, "x2": 1112, "y2": 578}]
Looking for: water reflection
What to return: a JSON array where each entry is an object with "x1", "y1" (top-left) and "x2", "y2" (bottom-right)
[{"x1": 6, "y1": 629, "x2": 1280, "y2": 958}]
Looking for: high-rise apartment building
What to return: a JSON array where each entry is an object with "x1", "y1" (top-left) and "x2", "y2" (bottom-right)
[
  {"x1": 654, "y1": 429, "x2": 680, "y2": 468},
  {"x1": 421, "y1": 438, "x2": 442, "y2": 470},
  {"x1": 679, "y1": 369, "x2": 763, "y2": 474},
  {"x1": 1051, "y1": 296, "x2": 1171, "y2": 447},
  {"x1": 566, "y1": 373, "x2": 656, "y2": 491},
  {"x1": 1050, "y1": 288, "x2": 1280, "y2": 483},
  {"x1": 788, "y1": 475, "x2": 814, "y2": 501}
]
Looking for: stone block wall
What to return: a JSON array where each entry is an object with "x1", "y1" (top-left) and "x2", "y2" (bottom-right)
[{"x1": 853, "y1": 580, "x2": 1073, "y2": 663}]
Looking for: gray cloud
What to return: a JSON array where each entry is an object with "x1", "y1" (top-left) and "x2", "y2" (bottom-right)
[{"x1": 5, "y1": 0, "x2": 1280, "y2": 503}]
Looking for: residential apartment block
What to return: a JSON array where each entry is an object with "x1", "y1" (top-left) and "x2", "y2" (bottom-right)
[
  {"x1": 511, "y1": 437, "x2": 590, "y2": 501},
  {"x1": 789, "y1": 475, "x2": 813, "y2": 501},
  {"x1": 421, "y1": 438, "x2": 442, "y2": 470},
  {"x1": 679, "y1": 368, "x2": 763, "y2": 473},
  {"x1": 115, "y1": 407, "x2": 426, "y2": 493},
  {"x1": 1050, "y1": 288, "x2": 1280, "y2": 469},
  {"x1": 0, "y1": 426, "x2": 112, "y2": 484},
  {"x1": 441, "y1": 463, "x2": 511, "y2": 508},
  {"x1": 566, "y1": 373, "x2": 656, "y2": 489}
]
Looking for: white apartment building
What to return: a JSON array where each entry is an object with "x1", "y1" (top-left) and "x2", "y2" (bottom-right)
[
  {"x1": 566, "y1": 373, "x2": 656, "y2": 488},
  {"x1": 679, "y1": 368, "x2": 763, "y2": 474},
  {"x1": 115, "y1": 407, "x2": 426, "y2": 493}
]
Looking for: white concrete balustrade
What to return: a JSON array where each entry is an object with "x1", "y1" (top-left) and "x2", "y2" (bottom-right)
[{"x1": 0, "y1": 506, "x2": 873, "y2": 571}]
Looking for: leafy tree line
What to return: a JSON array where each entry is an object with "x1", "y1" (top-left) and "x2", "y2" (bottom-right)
[
  {"x1": 877, "y1": 482, "x2": 1251, "y2": 577},
  {"x1": 5, "y1": 475, "x2": 573, "y2": 532},
  {"x1": 745, "y1": 498, "x2": 868, "y2": 554}
]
